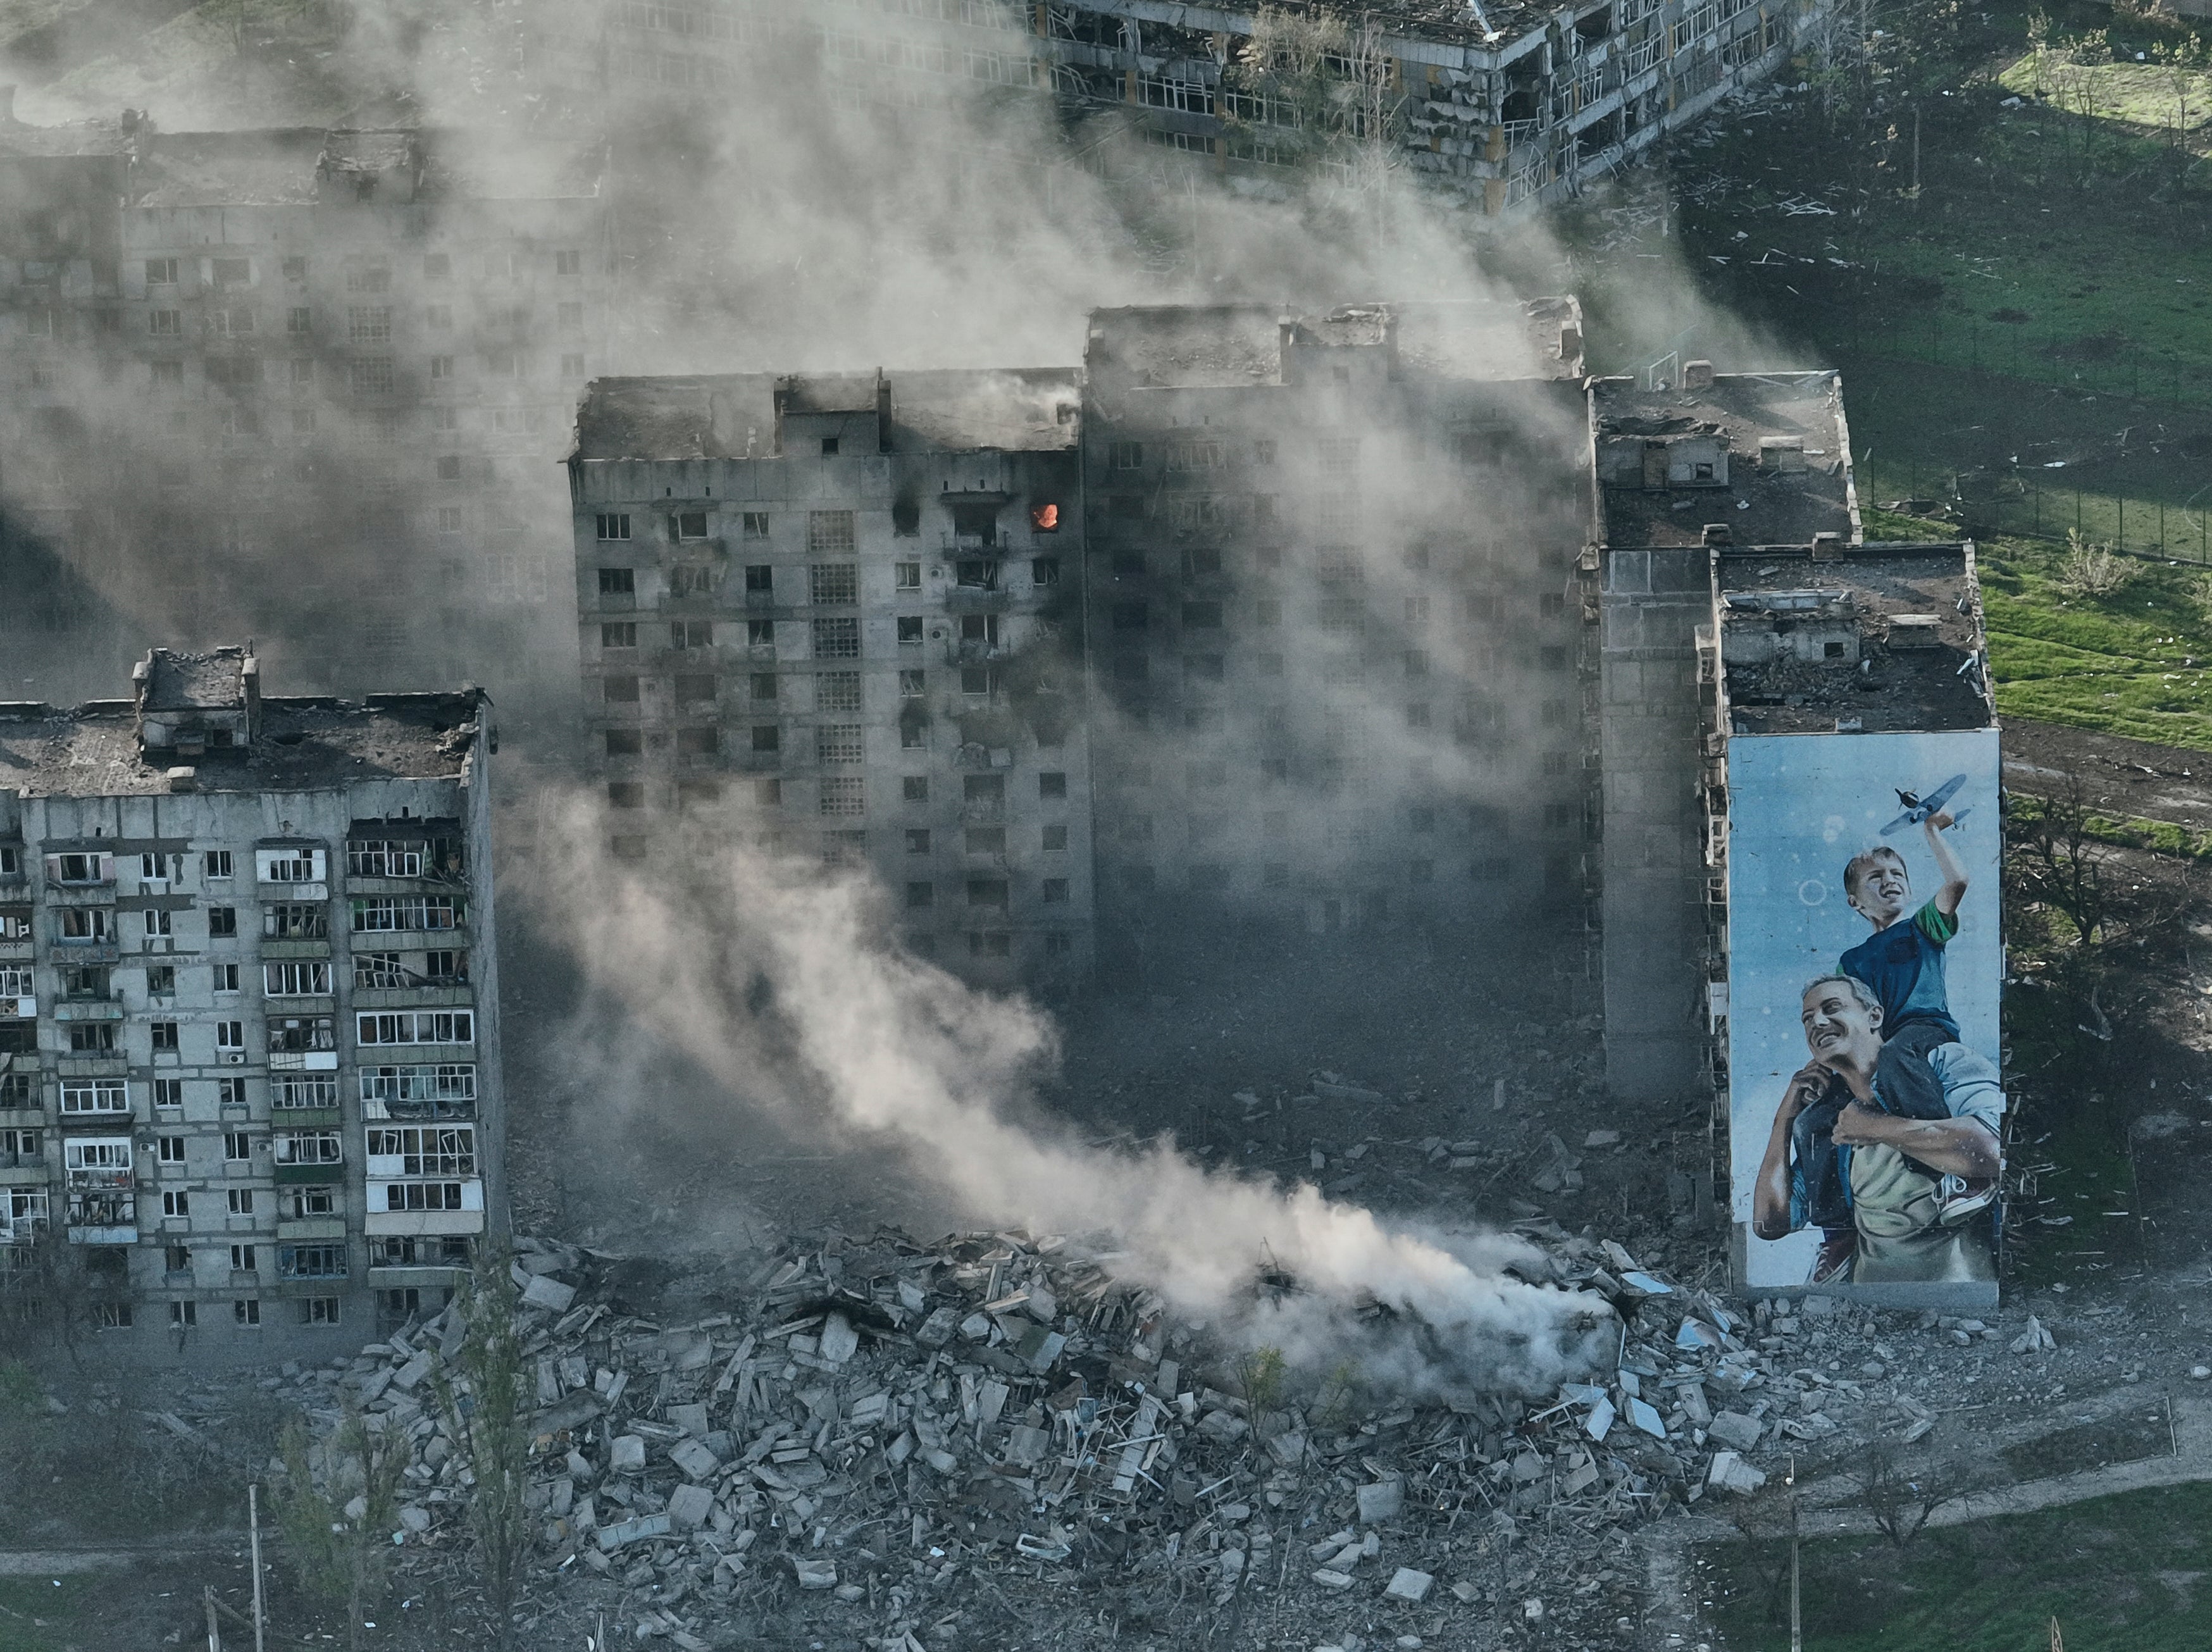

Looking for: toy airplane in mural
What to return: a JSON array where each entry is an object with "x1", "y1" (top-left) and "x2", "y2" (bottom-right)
[{"x1": 1879, "y1": 774, "x2": 1971, "y2": 836}]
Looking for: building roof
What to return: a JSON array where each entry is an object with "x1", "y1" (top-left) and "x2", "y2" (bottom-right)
[
  {"x1": 0, "y1": 693, "x2": 484, "y2": 797},
  {"x1": 1591, "y1": 371, "x2": 1859, "y2": 551},
  {"x1": 140, "y1": 648, "x2": 247, "y2": 712},
  {"x1": 1715, "y1": 543, "x2": 1993, "y2": 736},
  {"x1": 1085, "y1": 299, "x2": 1584, "y2": 390},
  {"x1": 571, "y1": 370, "x2": 1084, "y2": 462}
]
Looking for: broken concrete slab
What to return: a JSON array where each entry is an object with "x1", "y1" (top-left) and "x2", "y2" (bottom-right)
[
  {"x1": 666, "y1": 1484, "x2": 714, "y2": 1530},
  {"x1": 609, "y1": 1434, "x2": 647, "y2": 1474},
  {"x1": 595, "y1": 1513, "x2": 672, "y2": 1551},
  {"x1": 519, "y1": 1274, "x2": 577, "y2": 1314},
  {"x1": 1384, "y1": 1567, "x2": 1434, "y2": 1603},
  {"x1": 1706, "y1": 1411, "x2": 1764, "y2": 1452},
  {"x1": 818, "y1": 1312, "x2": 861, "y2": 1365},
  {"x1": 1357, "y1": 1479, "x2": 1405, "y2": 1524},
  {"x1": 669, "y1": 1438, "x2": 721, "y2": 1481}
]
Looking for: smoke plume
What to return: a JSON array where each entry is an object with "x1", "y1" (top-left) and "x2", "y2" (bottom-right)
[{"x1": 529, "y1": 797, "x2": 1613, "y2": 1401}]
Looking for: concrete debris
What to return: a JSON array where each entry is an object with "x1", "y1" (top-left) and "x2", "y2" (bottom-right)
[
  {"x1": 276, "y1": 1222, "x2": 2041, "y2": 1649},
  {"x1": 2010, "y1": 1317, "x2": 2056, "y2": 1355}
]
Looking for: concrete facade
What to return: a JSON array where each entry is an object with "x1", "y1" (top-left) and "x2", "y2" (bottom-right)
[
  {"x1": 566, "y1": 371, "x2": 1095, "y2": 984},
  {"x1": 0, "y1": 649, "x2": 502, "y2": 1363}
]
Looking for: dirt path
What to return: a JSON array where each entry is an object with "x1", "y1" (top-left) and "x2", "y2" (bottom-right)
[{"x1": 2003, "y1": 717, "x2": 2212, "y2": 829}]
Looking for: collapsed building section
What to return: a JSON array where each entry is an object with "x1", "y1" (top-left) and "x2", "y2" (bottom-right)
[{"x1": 0, "y1": 649, "x2": 505, "y2": 1358}]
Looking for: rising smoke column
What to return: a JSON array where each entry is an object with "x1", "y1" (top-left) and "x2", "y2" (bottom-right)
[{"x1": 529, "y1": 798, "x2": 1613, "y2": 1400}]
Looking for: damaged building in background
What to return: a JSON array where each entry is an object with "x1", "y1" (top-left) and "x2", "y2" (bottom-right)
[
  {"x1": 0, "y1": 648, "x2": 505, "y2": 1360},
  {"x1": 557, "y1": 0, "x2": 1832, "y2": 216},
  {"x1": 0, "y1": 106, "x2": 609, "y2": 728},
  {"x1": 567, "y1": 301, "x2": 1591, "y2": 980}
]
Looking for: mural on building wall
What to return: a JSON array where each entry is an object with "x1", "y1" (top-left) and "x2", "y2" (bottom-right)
[{"x1": 1726, "y1": 730, "x2": 2003, "y2": 1302}]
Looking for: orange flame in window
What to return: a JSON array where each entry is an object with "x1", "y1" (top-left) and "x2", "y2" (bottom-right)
[{"x1": 1031, "y1": 503, "x2": 1060, "y2": 531}]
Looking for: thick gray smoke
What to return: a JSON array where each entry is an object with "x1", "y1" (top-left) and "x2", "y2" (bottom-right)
[{"x1": 528, "y1": 797, "x2": 1613, "y2": 1401}]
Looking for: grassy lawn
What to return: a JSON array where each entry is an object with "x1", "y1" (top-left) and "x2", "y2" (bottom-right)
[
  {"x1": 1998, "y1": 50, "x2": 2212, "y2": 132},
  {"x1": 0, "y1": 1577, "x2": 104, "y2": 1652},
  {"x1": 1706, "y1": 1481, "x2": 2212, "y2": 1650},
  {"x1": 1977, "y1": 536, "x2": 2212, "y2": 749}
]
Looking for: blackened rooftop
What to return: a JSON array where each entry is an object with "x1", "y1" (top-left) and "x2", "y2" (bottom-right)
[
  {"x1": 1715, "y1": 543, "x2": 1994, "y2": 735},
  {"x1": 572, "y1": 370, "x2": 1084, "y2": 462},
  {"x1": 1592, "y1": 372, "x2": 1859, "y2": 551},
  {"x1": 0, "y1": 694, "x2": 484, "y2": 797}
]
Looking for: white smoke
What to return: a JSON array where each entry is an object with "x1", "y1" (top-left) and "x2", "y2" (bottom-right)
[{"x1": 527, "y1": 796, "x2": 1613, "y2": 1401}]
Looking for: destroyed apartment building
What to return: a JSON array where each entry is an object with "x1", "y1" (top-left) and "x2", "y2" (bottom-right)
[
  {"x1": 554, "y1": 0, "x2": 1830, "y2": 217},
  {"x1": 566, "y1": 301, "x2": 1594, "y2": 978},
  {"x1": 0, "y1": 103, "x2": 609, "y2": 717},
  {"x1": 0, "y1": 647, "x2": 506, "y2": 1360}
]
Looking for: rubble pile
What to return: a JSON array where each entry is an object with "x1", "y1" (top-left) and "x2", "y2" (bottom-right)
[
  {"x1": 265, "y1": 1220, "x2": 2144, "y2": 1648},
  {"x1": 264, "y1": 1224, "x2": 1777, "y2": 1648}
]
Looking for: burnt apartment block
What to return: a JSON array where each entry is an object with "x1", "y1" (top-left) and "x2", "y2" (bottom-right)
[
  {"x1": 553, "y1": 0, "x2": 1822, "y2": 219},
  {"x1": 567, "y1": 370, "x2": 1094, "y2": 980},
  {"x1": 0, "y1": 649, "x2": 503, "y2": 1362},
  {"x1": 0, "y1": 111, "x2": 607, "y2": 722},
  {"x1": 1081, "y1": 301, "x2": 1596, "y2": 944}
]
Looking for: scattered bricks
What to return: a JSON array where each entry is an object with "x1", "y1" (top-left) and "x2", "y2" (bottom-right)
[
  {"x1": 1384, "y1": 1567, "x2": 1435, "y2": 1603},
  {"x1": 669, "y1": 1438, "x2": 721, "y2": 1481},
  {"x1": 609, "y1": 1435, "x2": 647, "y2": 1474},
  {"x1": 666, "y1": 1402, "x2": 710, "y2": 1438},
  {"x1": 549, "y1": 1479, "x2": 575, "y2": 1518},
  {"x1": 1266, "y1": 1430, "x2": 1307, "y2": 1467},
  {"x1": 818, "y1": 1312, "x2": 861, "y2": 1365},
  {"x1": 2010, "y1": 1317, "x2": 2057, "y2": 1355},
  {"x1": 666, "y1": 1484, "x2": 714, "y2": 1531},
  {"x1": 356, "y1": 1367, "x2": 396, "y2": 1406},
  {"x1": 923, "y1": 1448, "x2": 960, "y2": 1475},
  {"x1": 533, "y1": 1392, "x2": 601, "y2": 1436},
  {"x1": 1899, "y1": 1417, "x2": 1935, "y2": 1444},
  {"x1": 792, "y1": 1558, "x2": 837, "y2": 1590},
  {"x1": 397, "y1": 1505, "x2": 432, "y2": 1533},
  {"x1": 1357, "y1": 1479, "x2": 1405, "y2": 1524},
  {"x1": 1706, "y1": 1411, "x2": 1763, "y2": 1453},
  {"x1": 595, "y1": 1513, "x2": 672, "y2": 1552},
  {"x1": 519, "y1": 1274, "x2": 577, "y2": 1314},
  {"x1": 1312, "y1": 1568, "x2": 1356, "y2": 1591}
]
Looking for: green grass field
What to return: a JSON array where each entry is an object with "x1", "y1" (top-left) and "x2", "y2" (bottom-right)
[
  {"x1": 1999, "y1": 50, "x2": 2212, "y2": 132},
  {"x1": 1708, "y1": 1481, "x2": 2212, "y2": 1650},
  {"x1": 0, "y1": 1577, "x2": 102, "y2": 1652}
]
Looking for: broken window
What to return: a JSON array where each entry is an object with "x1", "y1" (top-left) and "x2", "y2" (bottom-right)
[
  {"x1": 264, "y1": 962, "x2": 332, "y2": 998},
  {"x1": 207, "y1": 906, "x2": 237, "y2": 937},
  {"x1": 1109, "y1": 441, "x2": 1143, "y2": 471},
  {"x1": 280, "y1": 1245, "x2": 347, "y2": 1280},
  {"x1": 55, "y1": 906, "x2": 108, "y2": 941},
  {"x1": 749, "y1": 621, "x2": 776, "y2": 649},
  {"x1": 357, "y1": 1010, "x2": 474, "y2": 1047},
  {"x1": 673, "y1": 511, "x2": 709, "y2": 540},
  {"x1": 966, "y1": 879, "x2": 1010, "y2": 910},
  {"x1": 906, "y1": 829, "x2": 931, "y2": 854},
  {"x1": 602, "y1": 623, "x2": 637, "y2": 649},
  {"x1": 151, "y1": 1021, "x2": 178, "y2": 1051},
  {"x1": 1031, "y1": 557, "x2": 1060, "y2": 587},
  {"x1": 897, "y1": 617, "x2": 924, "y2": 645},
  {"x1": 1165, "y1": 441, "x2": 1224, "y2": 472},
  {"x1": 742, "y1": 513, "x2": 770, "y2": 539},
  {"x1": 68, "y1": 1024, "x2": 116, "y2": 1053},
  {"x1": 955, "y1": 560, "x2": 997, "y2": 590},
  {"x1": 750, "y1": 726, "x2": 781, "y2": 754},
  {"x1": 163, "y1": 1189, "x2": 190, "y2": 1218},
  {"x1": 898, "y1": 669, "x2": 925, "y2": 699},
  {"x1": 146, "y1": 258, "x2": 178, "y2": 285},
  {"x1": 671, "y1": 621, "x2": 713, "y2": 648},
  {"x1": 150, "y1": 309, "x2": 182, "y2": 336},
  {"x1": 598, "y1": 566, "x2": 635, "y2": 593},
  {"x1": 349, "y1": 895, "x2": 462, "y2": 933},
  {"x1": 355, "y1": 952, "x2": 406, "y2": 989}
]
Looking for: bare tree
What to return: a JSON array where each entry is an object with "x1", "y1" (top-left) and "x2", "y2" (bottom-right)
[{"x1": 1851, "y1": 1439, "x2": 1965, "y2": 1547}]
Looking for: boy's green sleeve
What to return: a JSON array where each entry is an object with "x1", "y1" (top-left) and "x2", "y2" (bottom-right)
[{"x1": 1913, "y1": 900, "x2": 1957, "y2": 946}]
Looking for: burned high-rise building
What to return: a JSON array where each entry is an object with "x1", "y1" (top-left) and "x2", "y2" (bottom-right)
[
  {"x1": 1079, "y1": 301, "x2": 1593, "y2": 950},
  {"x1": 0, "y1": 109, "x2": 607, "y2": 726},
  {"x1": 0, "y1": 648, "x2": 504, "y2": 1361},
  {"x1": 566, "y1": 370, "x2": 1095, "y2": 980}
]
